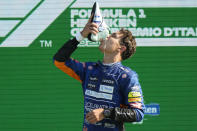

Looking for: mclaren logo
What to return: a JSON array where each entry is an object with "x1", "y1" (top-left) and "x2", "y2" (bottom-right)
[{"x1": 0, "y1": 0, "x2": 74, "y2": 47}]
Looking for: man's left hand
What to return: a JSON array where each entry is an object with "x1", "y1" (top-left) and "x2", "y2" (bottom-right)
[{"x1": 86, "y1": 108, "x2": 104, "y2": 124}]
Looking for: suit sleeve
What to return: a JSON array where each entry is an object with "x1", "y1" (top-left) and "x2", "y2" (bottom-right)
[
  {"x1": 104, "y1": 72, "x2": 145, "y2": 123},
  {"x1": 122, "y1": 72, "x2": 145, "y2": 122},
  {"x1": 53, "y1": 38, "x2": 86, "y2": 83}
]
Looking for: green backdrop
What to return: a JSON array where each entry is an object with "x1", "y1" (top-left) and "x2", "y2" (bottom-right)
[{"x1": 0, "y1": 1, "x2": 196, "y2": 131}]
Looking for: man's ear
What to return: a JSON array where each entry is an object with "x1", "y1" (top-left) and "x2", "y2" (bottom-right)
[{"x1": 119, "y1": 45, "x2": 126, "y2": 53}]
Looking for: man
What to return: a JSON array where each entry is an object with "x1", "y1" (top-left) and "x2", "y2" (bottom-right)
[{"x1": 53, "y1": 16, "x2": 145, "y2": 131}]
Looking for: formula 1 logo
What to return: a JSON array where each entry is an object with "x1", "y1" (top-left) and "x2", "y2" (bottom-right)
[
  {"x1": 1, "y1": 0, "x2": 197, "y2": 47},
  {"x1": 0, "y1": 0, "x2": 75, "y2": 47}
]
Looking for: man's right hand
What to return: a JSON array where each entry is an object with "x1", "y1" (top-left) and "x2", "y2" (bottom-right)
[{"x1": 81, "y1": 15, "x2": 99, "y2": 38}]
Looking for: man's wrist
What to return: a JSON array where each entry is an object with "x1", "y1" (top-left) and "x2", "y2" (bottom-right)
[
  {"x1": 76, "y1": 32, "x2": 85, "y2": 42},
  {"x1": 81, "y1": 30, "x2": 87, "y2": 38}
]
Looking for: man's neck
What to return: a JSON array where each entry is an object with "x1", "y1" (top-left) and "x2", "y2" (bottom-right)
[{"x1": 103, "y1": 53, "x2": 121, "y2": 64}]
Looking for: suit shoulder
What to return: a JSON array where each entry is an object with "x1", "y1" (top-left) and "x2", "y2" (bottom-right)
[
  {"x1": 83, "y1": 62, "x2": 98, "y2": 70},
  {"x1": 119, "y1": 65, "x2": 137, "y2": 76}
]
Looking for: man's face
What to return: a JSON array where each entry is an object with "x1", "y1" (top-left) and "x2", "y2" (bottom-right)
[{"x1": 99, "y1": 31, "x2": 123, "y2": 54}]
